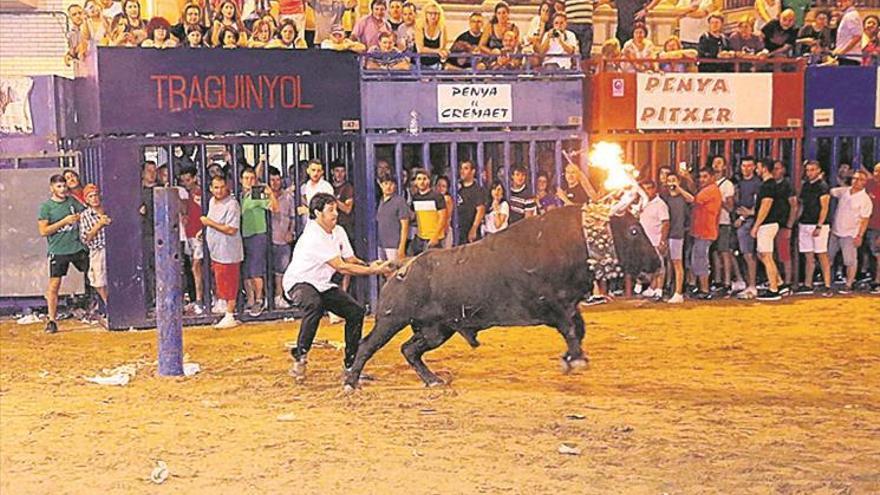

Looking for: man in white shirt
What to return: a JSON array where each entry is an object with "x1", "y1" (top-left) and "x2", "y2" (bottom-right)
[
  {"x1": 540, "y1": 13, "x2": 579, "y2": 69},
  {"x1": 829, "y1": 169, "x2": 873, "y2": 293},
  {"x1": 297, "y1": 159, "x2": 334, "y2": 225},
  {"x1": 638, "y1": 180, "x2": 669, "y2": 299},
  {"x1": 832, "y1": 0, "x2": 862, "y2": 65},
  {"x1": 283, "y1": 193, "x2": 394, "y2": 381}
]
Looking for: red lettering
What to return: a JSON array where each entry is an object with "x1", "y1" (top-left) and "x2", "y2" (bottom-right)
[
  {"x1": 280, "y1": 75, "x2": 296, "y2": 108},
  {"x1": 188, "y1": 75, "x2": 204, "y2": 109},
  {"x1": 296, "y1": 76, "x2": 313, "y2": 109},
  {"x1": 262, "y1": 75, "x2": 278, "y2": 108},
  {"x1": 168, "y1": 75, "x2": 187, "y2": 111},
  {"x1": 151, "y1": 75, "x2": 169, "y2": 109},
  {"x1": 245, "y1": 75, "x2": 262, "y2": 110},
  {"x1": 205, "y1": 76, "x2": 222, "y2": 109}
]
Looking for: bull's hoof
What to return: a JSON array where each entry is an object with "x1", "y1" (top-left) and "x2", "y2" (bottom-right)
[
  {"x1": 425, "y1": 377, "x2": 446, "y2": 388},
  {"x1": 560, "y1": 357, "x2": 589, "y2": 374}
]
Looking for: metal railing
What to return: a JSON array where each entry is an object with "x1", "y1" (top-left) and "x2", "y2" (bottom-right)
[{"x1": 588, "y1": 56, "x2": 806, "y2": 73}]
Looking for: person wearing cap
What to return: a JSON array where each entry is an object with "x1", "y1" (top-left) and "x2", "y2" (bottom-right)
[
  {"x1": 79, "y1": 183, "x2": 112, "y2": 317},
  {"x1": 320, "y1": 24, "x2": 366, "y2": 52}
]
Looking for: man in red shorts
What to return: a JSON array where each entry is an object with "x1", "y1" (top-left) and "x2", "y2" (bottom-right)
[{"x1": 201, "y1": 175, "x2": 243, "y2": 329}]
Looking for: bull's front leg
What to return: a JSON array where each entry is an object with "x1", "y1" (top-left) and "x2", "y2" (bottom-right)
[
  {"x1": 557, "y1": 311, "x2": 589, "y2": 374},
  {"x1": 401, "y1": 324, "x2": 455, "y2": 387},
  {"x1": 344, "y1": 318, "x2": 408, "y2": 391}
]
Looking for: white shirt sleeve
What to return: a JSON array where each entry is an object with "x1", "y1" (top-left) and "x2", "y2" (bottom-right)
[{"x1": 858, "y1": 195, "x2": 873, "y2": 219}]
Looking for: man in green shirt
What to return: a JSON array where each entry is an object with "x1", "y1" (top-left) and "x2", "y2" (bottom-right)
[
  {"x1": 240, "y1": 167, "x2": 279, "y2": 317},
  {"x1": 37, "y1": 174, "x2": 88, "y2": 334}
]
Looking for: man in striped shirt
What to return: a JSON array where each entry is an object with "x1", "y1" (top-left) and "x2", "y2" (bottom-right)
[
  {"x1": 564, "y1": 0, "x2": 598, "y2": 59},
  {"x1": 508, "y1": 166, "x2": 537, "y2": 224}
]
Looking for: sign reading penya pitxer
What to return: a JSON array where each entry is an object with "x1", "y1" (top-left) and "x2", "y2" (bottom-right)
[
  {"x1": 636, "y1": 73, "x2": 772, "y2": 130},
  {"x1": 85, "y1": 48, "x2": 361, "y2": 135}
]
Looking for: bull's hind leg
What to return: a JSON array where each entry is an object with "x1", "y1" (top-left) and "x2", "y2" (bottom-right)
[
  {"x1": 344, "y1": 318, "x2": 408, "y2": 390},
  {"x1": 555, "y1": 310, "x2": 589, "y2": 374},
  {"x1": 401, "y1": 324, "x2": 455, "y2": 387}
]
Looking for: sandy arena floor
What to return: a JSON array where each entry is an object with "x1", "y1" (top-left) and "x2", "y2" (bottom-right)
[{"x1": 1, "y1": 296, "x2": 879, "y2": 494}]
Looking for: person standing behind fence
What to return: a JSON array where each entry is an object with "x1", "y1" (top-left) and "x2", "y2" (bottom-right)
[
  {"x1": 377, "y1": 175, "x2": 411, "y2": 263},
  {"x1": 298, "y1": 159, "x2": 334, "y2": 225},
  {"x1": 269, "y1": 168, "x2": 295, "y2": 309},
  {"x1": 540, "y1": 13, "x2": 579, "y2": 69},
  {"x1": 664, "y1": 173, "x2": 689, "y2": 304},
  {"x1": 201, "y1": 175, "x2": 244, "y2": 329},
  {"x1": 828, "y1": 169, "x2": 873, "y2": 294},
  {"x1": 565, "y1": 0, "x2": 599, "y2": 60},
  {"x1": 678, "y1": 168, "x2": 721, "y2": 300},
  {"x1": 638, "y1": 180, "x2": 670, "y2": 301},
  {"x1": 410, "y1": 168, "x2": 447, "y2": 254},
  {"x1": 750, "y1": 160, "x2": 785, "y2": 301},
  {"x1": 38, "y1": 175, "x2": 89, "y2": 334},
  {"x1": 483, "y1": 181, "x2": 510, "y2": 235},
  {"x1": 795, "y1": 160, "x2": 832, "y2": 296},
  {"x1": 79, "y1": 184, "x2": 111, "y2": 318},
  {"x1": 866, "y1": 163, "x2": 880, "y2": 294},
  {"x1": 434, "y1": 176, "x2": 455, "y2": 248},
  {"x1": 734, "y1": 156, "x2": 762, "y2": 299},
  {"x1": 240, "y1": 166, "x2": 278, "y2": 318},
  {"x1": 456, "y1": 160, "x2": 486, "y2": 245},
  {"x1": 508, "y1": 165, "x2": 537, "y2": 224},
  {"x1": 178, "y1": 167, "x2": 206, "y2": 315},
  {"x1": 772, "y1": 160, "x2": 798, "y2": 293}
]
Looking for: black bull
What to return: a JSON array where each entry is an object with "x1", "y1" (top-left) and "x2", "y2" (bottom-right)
[{"x1": 344, "y1": 205, "x2": 661, "y2": 389}]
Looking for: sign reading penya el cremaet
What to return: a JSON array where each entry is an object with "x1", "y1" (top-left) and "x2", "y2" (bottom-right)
[
  {"x1": 437, "y1": 84, "x2": 512, "y2": 123},
  {"x1": 85, "y1": 48, "x2": 361, "y2": 135},
  {"x1": 636, "y1": 73, "x2": 772, "y2": 130}
]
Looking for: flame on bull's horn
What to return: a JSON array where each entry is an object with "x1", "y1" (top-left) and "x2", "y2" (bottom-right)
[{"x1": 588, "y1": 142, "x2": 639, "y2": 191}]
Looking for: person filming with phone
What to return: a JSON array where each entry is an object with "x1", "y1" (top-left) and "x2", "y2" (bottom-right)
[{"x1": 240, "y1": 166, "x2": 279, "y2": 318}]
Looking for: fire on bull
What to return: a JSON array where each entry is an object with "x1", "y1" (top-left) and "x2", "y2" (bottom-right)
[{"x1": 343, "y1": 143, "x2": 661, "y2": 390}]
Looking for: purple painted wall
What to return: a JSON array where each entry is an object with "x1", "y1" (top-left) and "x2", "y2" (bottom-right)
[
  {"x1": 804, "y1": 67, "x2": 878, "y2": 130},
  {"x1": 75, "y1": 48, "x2": 362, "y2": 136}
]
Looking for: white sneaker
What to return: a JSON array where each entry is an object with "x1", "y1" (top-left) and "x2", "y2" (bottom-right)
[
  {"x1": 274, "y1": 296, "x2": 290, "y2": 309},
  {"x1": 667, "y1": 293, "x2": 684, "y2": 304},
  {"x1": 641, "y1": 287, "x2": 655, "y2": 298},
  {"x1": 213, "y1": 313, "x2": 239, "y2": 329},
  {"x1": 731, "y1": 281, "x2": 746, "y2": 292},
  {"x1": 328, "y1": 312, "x2": 343, "y2": 324},
  {"x1": 211, "y1": 299, "x2": 227, "y2": 314},
  {"x1": 633, "y1": 283, "x2": 644, "y2": 295}
]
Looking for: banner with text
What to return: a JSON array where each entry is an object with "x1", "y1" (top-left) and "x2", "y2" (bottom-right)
[
  {"x1": 636, "y1": 73, "x2": 772, "y2": 130},
  {"x1": 437, "y1": 84, "x2": 512, "y2": 123}
]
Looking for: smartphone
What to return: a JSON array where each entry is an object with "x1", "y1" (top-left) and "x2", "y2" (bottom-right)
[
  {"x1": 678, "y1": 161, "x2": 688, "y2": 171},
  {"x1": 251, "y1": 185, "x2": 265, "y2": 199}
]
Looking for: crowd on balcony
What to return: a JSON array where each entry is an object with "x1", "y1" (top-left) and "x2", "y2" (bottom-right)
[{"x1": 62, "y1": 0, "x2": 878, "y2": 70}]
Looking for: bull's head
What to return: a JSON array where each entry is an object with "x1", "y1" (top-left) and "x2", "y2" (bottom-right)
[
  {"x1": 608, "y1": 212, "x2": 661, "y2": 277},
  {"x1": 583, "y1": 185, "x2": 660, "y2": 279}
]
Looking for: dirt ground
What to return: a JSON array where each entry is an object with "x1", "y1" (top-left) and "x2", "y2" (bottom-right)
[{"x1": 1, "y1": 296, "x2": 879, "y2": 494}]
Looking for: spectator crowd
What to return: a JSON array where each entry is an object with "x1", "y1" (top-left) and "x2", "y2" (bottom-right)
[
  {"x1": 63, "y1": 0, "x2": 879, "y2": 69},
  {"x1": 37, "y1": 149, "x2": 879, "y2": 333}
]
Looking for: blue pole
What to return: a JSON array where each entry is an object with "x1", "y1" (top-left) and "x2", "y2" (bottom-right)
[{"x1": 154, "y1": 187, "x2": 184, "y2": 377}]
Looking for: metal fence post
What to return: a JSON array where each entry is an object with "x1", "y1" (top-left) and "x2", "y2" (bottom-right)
[{"x1": 154, "y1": 187, "x2": 184, "y2": 377}]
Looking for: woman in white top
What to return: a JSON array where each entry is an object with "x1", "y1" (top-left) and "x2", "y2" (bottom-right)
[
  {"x1": 524, "y1": 1, "x2": 551, "y2": 53},
  {"x1": 483, "y1": 181, "x2": 510, "y2": 236},
  {"x1": 621, "y1": 22, "x2": 656, "y2": 72}
]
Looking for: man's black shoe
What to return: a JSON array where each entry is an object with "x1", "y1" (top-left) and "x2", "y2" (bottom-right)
[
  {"x1": 757, "y1": 290, "x2": 782, "y2": 301},
  {"x1": 793, "y1": 285, "x2": 813, "y2": 295},
  {"x1": 44, "y1": 320, "x2": 58, "y2": 334}
]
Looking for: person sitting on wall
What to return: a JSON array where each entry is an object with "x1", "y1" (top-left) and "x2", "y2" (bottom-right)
[
  {"x1": 351, "y1": 0, "x2": 393, "y2": 50},
  {"x1": 248, "y1": 18, "x2": 275, "y2": 47},
  {"x1": 170, "y1": 2, "x2": 206, "y2": 45},
  {"x1": 489, "y1": 30, "x2": 523, "y2": 70},
  {"x1": 539, "y1": 12, "x2": 579, "y2": 69},
  {"x1": 447, "y1": 12, "x2": 483, "y2": 70},
  {"x1": 267, "y1": 18, "x2": 309, "y2": 48},
  {"x1": 656, "y1": 36, "x2": 698, "y2": 72},
  {"x1": 108, "y1": 0, "x2": 147, "y2": 46},
  {"x1": 320, "y1": 24, "x2": 366, "y2": 52},
  {"x1": 697, "y1": 13, "x2": 735, "y2": 72},
  {"x1": 729, "y1": 15, "x2": 768, "y2": 70},
  {"x1": 365, "y1": 31, "x2": 411, "y2": 70},
  {"x1": 209, "y1": 0, "x2": 248, "y2": 47},
  {"x1": 141, "y1": 16, "x2": 178, "y2": 48},
  {"x1": 761, "y1": 9, "x2": 799, "y2": 58}
]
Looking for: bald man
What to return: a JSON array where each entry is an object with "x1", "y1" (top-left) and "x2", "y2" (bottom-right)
[{"x1": 762, "y1": 9, "x2": 799, "y2": 57}]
